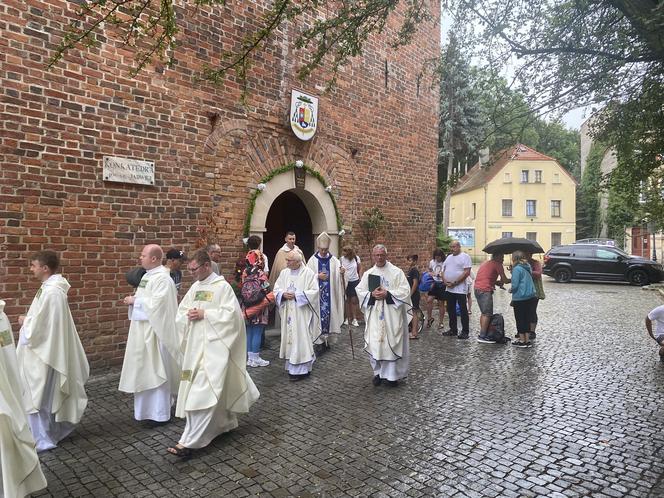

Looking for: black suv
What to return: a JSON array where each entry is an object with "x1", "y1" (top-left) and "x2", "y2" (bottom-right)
[{"x1": 543, "y1": 244, "x2": 664, "y2": 285}]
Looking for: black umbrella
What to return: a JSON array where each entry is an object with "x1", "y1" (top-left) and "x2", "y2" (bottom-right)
[{"x1": 482, "y1": 237, "x2": 544, "y2": 254}]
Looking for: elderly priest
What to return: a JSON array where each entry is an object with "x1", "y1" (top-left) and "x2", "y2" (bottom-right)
[
  {"x1": 274, "y1": 251, "x2": 320, "y2": 380},
  {"x1": 355, "y1": 244, "x2": 411, "y2": 387}
]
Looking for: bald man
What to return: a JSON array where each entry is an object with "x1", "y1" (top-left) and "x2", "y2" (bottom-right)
[{"x1": 119, "y1": 244, "x2": 182, "y2": 423}]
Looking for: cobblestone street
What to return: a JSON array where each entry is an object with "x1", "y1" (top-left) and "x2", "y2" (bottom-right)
[{"x1": 32, "y1": 279, "x2": 664, "y2": 497}]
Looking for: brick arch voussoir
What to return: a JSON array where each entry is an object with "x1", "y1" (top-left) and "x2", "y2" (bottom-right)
[
  {"x1": 245, "y1": 132, "x2": 292, "y2": 180},
  {"x1": 203, "y1": 118, "x2": 248, "y2": 154}
]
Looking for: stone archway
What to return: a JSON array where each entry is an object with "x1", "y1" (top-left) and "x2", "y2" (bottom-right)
[{"x1": 249, "y1": 169, "x2": 340, "y2": 257}]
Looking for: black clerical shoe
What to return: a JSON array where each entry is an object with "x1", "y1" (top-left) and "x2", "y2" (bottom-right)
[
  {"x1": 385, "y1": 380, "x2": 399, "y2": 387},
  {"x1": 372, "y1": 375, "x2": 382, "y2": 386}
]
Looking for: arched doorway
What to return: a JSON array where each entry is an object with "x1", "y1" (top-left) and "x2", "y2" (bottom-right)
[
  {"x1": 264, "y1": 191, "x2": 314, "y2": 264},
  {"x1": 248, "y1": 168, "x2": 341, "y2": 259}
]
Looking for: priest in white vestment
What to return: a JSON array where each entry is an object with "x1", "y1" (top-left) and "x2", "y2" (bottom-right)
[
  {"x1": 16, "y1": 250, "x2": 89, "y2": 452},
  {"x1": 274, "y1": 251, "x2": 319, "y2": 380},
  {"x1": 306, "y1": 232, "x2": 345, "y2": 354},
  {"x1": 119, "y1": 244, "x2": 182, "y2": 423},
  {"x1": 167, "y1": 250, "x2": 259, "y2": 457},
  {"x1": 356, "y1": 244, "x2": 411, "y2": 387},
  {"x1": 0, "y1": 299, "x2": 47, "y2": 497},
  {"x1": 268, "y1": 231, "x2": 305, "y2": 288}
]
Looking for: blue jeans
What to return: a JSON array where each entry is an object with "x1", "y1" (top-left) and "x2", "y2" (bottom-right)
[{"x1": 246, "y1": 324, "x2": 264, "y2": 354}]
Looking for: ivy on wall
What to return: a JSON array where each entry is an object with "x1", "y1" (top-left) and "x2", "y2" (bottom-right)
[{"x1": 242, "y1": 162, "x2": 343, "y2": 236}]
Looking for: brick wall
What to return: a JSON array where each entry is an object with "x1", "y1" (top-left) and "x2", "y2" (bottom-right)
[{"x1": 0, "y1": 0, "x2": 440, "y2": 370}]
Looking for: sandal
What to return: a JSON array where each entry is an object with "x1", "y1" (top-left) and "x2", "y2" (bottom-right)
[
  {"x1": 426, "y1": 318, "x2": 434, "y2": 328},
  {"x1": 167, "y1": 445, "x2": 192, "y2": 458},
  {"x1": 409, "y1": 335, "x2": 419, "y2": 340}
]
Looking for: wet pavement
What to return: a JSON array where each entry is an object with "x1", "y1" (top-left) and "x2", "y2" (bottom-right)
[{"x1": 32, "y1": 279, "x2": 664, "y2": 497}]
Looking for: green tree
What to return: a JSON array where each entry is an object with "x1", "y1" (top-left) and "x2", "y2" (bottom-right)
[
  {"x1": 50, "y1": 0, "x2": 434, "y2": 89},
  {"x1": 605, "y1": 166, "x2": 639, "y2": 248},
  {"x1": 442, "y1": 0, "x2": 663, "y2": 193},
  {"x1": 576, "y1": 142, "x2": 605, "y2": 239},
  {"x1": 438, "y1": 32, "x2": 486, "y2": 224}
]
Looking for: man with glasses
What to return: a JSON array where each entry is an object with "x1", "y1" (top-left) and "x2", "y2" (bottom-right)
[
  {"x1": 273, "y1": 251, "x2": 319, "y2": 381},
  {"x1": 356, "y1": 244, "x2": 411, "y2": 387},
  {"x1": 167, "y1": 250, "x2": 259, "y2": 457},
  {"x1": 119, "y1": 244, "x2": 182, "y2": 424}
]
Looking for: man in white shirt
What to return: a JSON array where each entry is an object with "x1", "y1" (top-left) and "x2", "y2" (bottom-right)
[
  {"x1": 645, "y1": 304, "x2": 664, "y2": 361},
  {"x1": 441, "y1": 241, "x2": 472, "y2": 339}
]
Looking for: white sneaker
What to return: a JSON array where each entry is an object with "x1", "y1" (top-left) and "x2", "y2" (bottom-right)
[
  {"x1": 343, "y1": 319, "x2": 349, "y2": 326},
  {"x1": 247, "y1": 358, "x2": 257, "y2": 367},
  {"x1": 351, "y1": 319, "x2": 359, "y2": 327},
  {"x1": 254, "y1": 356, "x2": 270, "y2": 367}
]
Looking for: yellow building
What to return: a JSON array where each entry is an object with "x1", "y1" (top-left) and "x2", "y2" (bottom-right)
[{"x1": 449, "y1": 144, "x2": 577, "y2": 260}]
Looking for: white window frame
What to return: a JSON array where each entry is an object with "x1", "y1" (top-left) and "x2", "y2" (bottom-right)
[
  {"x1": 502, "y1": 199, "x2": 513, "y2": 217},
  {"x1": 551, "y1": 200, "x2": 561, "y2": 217},
  {"x1": 526, "y1": 199, "x2": 537, "y2": 217}
]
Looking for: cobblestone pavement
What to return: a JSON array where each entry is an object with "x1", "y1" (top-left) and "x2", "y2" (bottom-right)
[{"x1": 32, "y1": 279, "x2": 664, "y2": 497}]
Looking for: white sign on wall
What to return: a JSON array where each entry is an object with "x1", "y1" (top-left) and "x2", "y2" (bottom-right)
[
  {"x1": 103, "y1": 156, "x2": 155, "y2": 186},
  {"x1": 290, "y1": 90, "x2": 318, "y2": 141}
]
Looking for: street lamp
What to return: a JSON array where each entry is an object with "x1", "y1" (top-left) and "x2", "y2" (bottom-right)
[{"x1": 648, "y1": 221, "x2": 657, "y2": 261}]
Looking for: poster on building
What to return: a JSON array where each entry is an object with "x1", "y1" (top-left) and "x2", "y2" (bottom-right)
[
  {"x1": 447, "y1": 228, "x2": 475, "y2": 248},
  {"x1": 290, "y1": 90, "x2": 318, "y2": 141}
]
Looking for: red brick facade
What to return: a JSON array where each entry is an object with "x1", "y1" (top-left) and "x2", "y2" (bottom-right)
[{"x1": 0, "y1": 1, "x2": 439, "y2": 369}]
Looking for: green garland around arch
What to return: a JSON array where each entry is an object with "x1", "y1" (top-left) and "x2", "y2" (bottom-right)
[{"x1": 242, "y1": 162, "x2": 343, "y2": 237}]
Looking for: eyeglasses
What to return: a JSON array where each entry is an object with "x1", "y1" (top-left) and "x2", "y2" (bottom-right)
[{"x1": 188, "y1": 265, "x2": 202, "y2": 272}]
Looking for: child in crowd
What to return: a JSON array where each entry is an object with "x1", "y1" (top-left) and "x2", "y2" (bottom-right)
[{"x1": 406, "y1": 254, "x2": 420, "y2": 339}]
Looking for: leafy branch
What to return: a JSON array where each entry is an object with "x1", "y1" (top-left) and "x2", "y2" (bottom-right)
[{"x1": 49, "y1": 0, "x2": 433, "y2": 92}]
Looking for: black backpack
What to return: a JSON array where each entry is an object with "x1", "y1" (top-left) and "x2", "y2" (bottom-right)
[{"x1": 487, "y1": 314, "x2": 509, "y2": 344}]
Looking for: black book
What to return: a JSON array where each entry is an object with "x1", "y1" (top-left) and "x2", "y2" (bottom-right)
[{"x1": 368, "y1": 274, "x2": 381, "y2": 292}]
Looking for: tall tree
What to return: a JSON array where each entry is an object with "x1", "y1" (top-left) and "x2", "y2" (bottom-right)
[
  {"x1": 576, "y1": 142, "x2": 605, "y2": 239},
  {"x1": 442, "y1": 0, "x2": 663, "y2": 197},
  {"x1": 438, "y1": 33, "x2": 485, "y2": 225}
]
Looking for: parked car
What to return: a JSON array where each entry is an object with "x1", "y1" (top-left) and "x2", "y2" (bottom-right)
[
  {"x1": 573, "y1": 238, "x2": 616, "y2": 246},
  {"x1": 543, "y1": 243, "x2": 664, "y2": 285}
]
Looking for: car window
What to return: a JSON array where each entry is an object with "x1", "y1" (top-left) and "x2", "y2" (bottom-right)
[
  {"x1": 549, "y1": 246, "x2": 572, "y2": 256},
  {"x1": 596, "y1": 248, "x2": 619, "y2": 260},
  {"x1": 573, "y1": 247, "x2": 594, "y2": 257}
]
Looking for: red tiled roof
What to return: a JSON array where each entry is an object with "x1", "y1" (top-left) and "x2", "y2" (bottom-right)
[{"x1": 451, "y1": 144, "x2": 573, "y2": 194}]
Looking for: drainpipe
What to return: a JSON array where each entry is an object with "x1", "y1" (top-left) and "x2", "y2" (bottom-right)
[{"x1": 484, "y1": 184, "x2": 488, "y2": 260}]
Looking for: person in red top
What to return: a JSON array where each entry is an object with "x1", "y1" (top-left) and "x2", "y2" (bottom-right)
[
  {"x1": 474, "y1": 253, "x2": 511, "y2": 343},
  {"x1": 526, "y1": 252, "x2": 544, "y2": 340}
]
